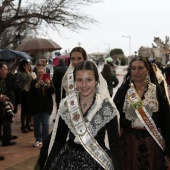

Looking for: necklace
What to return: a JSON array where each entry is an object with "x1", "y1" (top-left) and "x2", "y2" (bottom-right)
[
  {"x1": 136, "y1": 84, "x2": 148, "y2": 96},
  {"x1": 81, "y1": 100, "x2": 93, "y2": 109},
  {"x1": 82, "y1": 102, "x2": 88, "y2": 109},
  {"x1": 80, "y1": 97, "x2": 94, "y2": 109}
]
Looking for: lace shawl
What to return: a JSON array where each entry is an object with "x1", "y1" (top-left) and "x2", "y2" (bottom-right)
[
  {"x1": 59, "y1": 62, "x2": 119, "y2": 126},
  {"x1": 60, "y1": 64, "x2": 74, "y2": 98},
  {"x1": 48, "y1": 93, "x2": 119, "y2": 155},
  {"x1": 123, "y1": 82, "x2": 159, "y2": 121}
]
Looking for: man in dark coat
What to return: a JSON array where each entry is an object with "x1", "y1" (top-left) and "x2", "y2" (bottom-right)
[
  {"x1": 52, "y1": 58, "x2": 67, "y2": 110},
  {"x1": 0, "y1": 62, "x2": 16, "y2": 160}
]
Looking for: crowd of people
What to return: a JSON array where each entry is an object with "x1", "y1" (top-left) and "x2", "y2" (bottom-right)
[{"x1": 0, "y1": 47, "x2": 170, "y2": 170}]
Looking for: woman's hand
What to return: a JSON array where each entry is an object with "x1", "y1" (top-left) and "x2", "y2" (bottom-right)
[
  {"x1": 24, "y1": 64, "x2": 30, "y2": 75},
  {"x1": 44, "y1": 79, "x2": 50, "y2": 87},
  {"x1": 35, "y1": 79, "x2": 44, "y2": 88}
]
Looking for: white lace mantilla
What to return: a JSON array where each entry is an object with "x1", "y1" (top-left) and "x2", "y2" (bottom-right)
[
  {"x1": 123, "y1": 83, "x2": 159, "y2": 121},
  {"x1": 61, "y1": 64, "x2": 74, "y2": 97},
  {"x1": 59, "y1": 93, "x2": 117, "y2": 143}
]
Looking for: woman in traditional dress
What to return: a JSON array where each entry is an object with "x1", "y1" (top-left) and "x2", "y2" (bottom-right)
[
  {"x1": 39, "y1": 61, "x2": 124, "y2": 170},
  {"x1": 61, "y1": 46, "x2": 110, "y2": 98},
  {"x1": 114, "y1": 56, "x2": 170, "y2": 170},
  {"x1": 60, "y1": 46, "x2": 87, "y2": 98}
]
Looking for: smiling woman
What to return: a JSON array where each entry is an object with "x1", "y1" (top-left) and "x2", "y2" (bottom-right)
[
  {"x1": 60, "y1": 47, "x2": 88, "y2": 98},
  {"x1": 74, "y1": 62, "x2": 98, "y2": 113},
  {"x1": 37, "y1": 60, "x2": 124, "y2": 170},
  {"x1": 76, "y1": 70, "x2": 96, "y2": 111}
]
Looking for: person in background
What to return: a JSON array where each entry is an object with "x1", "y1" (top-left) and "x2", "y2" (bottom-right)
[
  {"x1": 152, "y1": 63, "x2": 170, "y2": 104},
  {"x1": 153, "y1": 59, "x2": 164, "y2": 74},
  {"x1": 164, "y1": 63, "x2": 170, "y2": 87},
  {"x1": 60, "y1": 47, "x2": 88, "y2": 98},
  {"x1": 33, "y1": 57, "x2": 50, "y2": 76},
  {"x1": 106, "y1": 56, "x2": 116, "y2": 74},
  {"x1": 101, "y1": 63, "x2": 119, "y2": 97},
  {"x1": 114, "y1": 56, "x2": 170, "y2": 170},
  {"x1": 28, "y1": 62, "x2": 37, "y2": 80},
  {"x1": 30, "y1": 66, "x2": 55, "y2": 147},
  {"x1": 61, "y1": 46, "x2": 110, "y2": 98},
  {"x1": 5, "y1": 65, "x2": 19, "y2": 141},
  {"x1": 51, "y1": 47, "x2": 88, "y2": 123},
  {"x1": 39, "y1": 57, "x2": 50, "y2": 74},
  {"x1": 52, "y1": 58, "x2": 67, "y2": 110},
  {"x1": 0, "y1": 62, "x2": 15, "y2": 161},
  {"x1": 17, "y1": 60, "x2": 33, "y2": 133},
  {"x1": 38, "y1": 60, "x2": 124, "y2": 170},
  {"x1": 28, "y1": 62, "x2": 37, "y2": 127},
  {"x1": 0, "y1": 62, "x2": 7, "y2": 160}
]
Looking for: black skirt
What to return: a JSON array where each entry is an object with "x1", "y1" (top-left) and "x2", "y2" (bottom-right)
[
  {"x1": 121, "y1": 127, "x2": 166, "y2": 170},
  {"x1": 49, "y1": 141, "x2": 112, "y2": 170}
]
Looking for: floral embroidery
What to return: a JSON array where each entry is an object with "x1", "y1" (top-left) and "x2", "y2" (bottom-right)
[
  {"x1": 60, "y1": 95, "x2": 116, "y2": 141},
  {"x1": 72, "y1": 112, "x2": 80, "y2": 122},
  {"x1": 124, "y1": 83, "x2": 158, "y2": 121}
]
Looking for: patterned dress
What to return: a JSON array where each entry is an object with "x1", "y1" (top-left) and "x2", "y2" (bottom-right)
[
  {"x1": 114, "y1": 82, "x2": 170, "y2": 170},
  {"x1": 42, "y1": 93, "x2": 124, "y2": 170}
]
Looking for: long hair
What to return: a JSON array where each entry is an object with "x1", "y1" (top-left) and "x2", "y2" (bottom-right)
[
  {"x1": 101, "y1": 64, "x2": 112, "y2": 83},
  {"x1": 123, "y1": 56, "x2": 158, "y2": 85},
  {"x1": 70, "y1": 47, "x2": 87, "y2": 60},
  {"x1": 18, "y1": 60, "x2": 29, "y2": 73},
  {"x1": 73, "y1": 61, "x2": 99, "y2": 82}
]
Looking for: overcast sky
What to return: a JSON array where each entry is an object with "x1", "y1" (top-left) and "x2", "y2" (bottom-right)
[{"x1": 42, "y1": 0, "x2": 170, "y2": 56}]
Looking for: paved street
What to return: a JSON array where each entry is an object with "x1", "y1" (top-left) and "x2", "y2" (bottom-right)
[{"x1": 0, "y1": 65, "x2": 127, "y2": 170}]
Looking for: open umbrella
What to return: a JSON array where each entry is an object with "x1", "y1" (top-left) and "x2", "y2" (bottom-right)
[
  {"x1": 0, "y1": 49, "x2": 33, "y2": 60},
  {"x1": 16, "y1": 38, "x2": 62, "y2": 53}
]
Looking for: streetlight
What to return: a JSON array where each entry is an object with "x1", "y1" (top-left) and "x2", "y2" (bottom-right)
[{"x1": 122, "y1": 35, "x2": 131, "y2": 62}]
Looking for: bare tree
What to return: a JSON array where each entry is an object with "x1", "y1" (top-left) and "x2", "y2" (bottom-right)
[{"x1": 0, "y1": 0, "x2": 99, "y2": 48}]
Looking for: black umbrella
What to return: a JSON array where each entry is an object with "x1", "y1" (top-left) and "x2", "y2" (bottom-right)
[{"x1": 0, "y1": 49, "x2": 33, "y2": 60}]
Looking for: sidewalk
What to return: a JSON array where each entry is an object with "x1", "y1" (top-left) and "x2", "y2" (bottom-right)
[
  {"x1": 1, "y1": 106, "x2": 39, "y2": 170},
  {"x1": 0, "y1": 104, "x2": 56, "y2": 170}
]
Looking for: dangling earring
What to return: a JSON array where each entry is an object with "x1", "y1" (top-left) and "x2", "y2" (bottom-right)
[{"x1": 145, "y1": 73, "x2": 150, "y2": 84}]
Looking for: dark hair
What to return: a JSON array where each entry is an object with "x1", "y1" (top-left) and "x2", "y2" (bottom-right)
[
  {"x1": 73, "y1": 61, "x2": 99, "y2": 82},
  {"x1": 40, "y1": 57, "x2": 47, "y2": 62},
  {"x1": 124, "y1": 56, "x2": 158, "y2": 84},
  {"x1": 153, "y1": 59, "x2": 162, "y2": 70},
  {"x1": 0, "y1": 62, "x2": 6, "y2": 69},
  {"x1": 18, "y1": 60, "x2": 29, "y2": 72},
  {"x1": 101, "y1": 64, "x2": 112, "y2": 83},
  {"x1": 70, "y1": 47, "x2": 87, "y2": 60},
  {"x1": 58, "y1": 58, "x2": 65, "y2": 64}
]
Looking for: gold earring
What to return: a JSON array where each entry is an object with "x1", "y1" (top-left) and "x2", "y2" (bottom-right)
[{"x1": 145, "y1": 73, "x2": 150, "y2": 83}]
